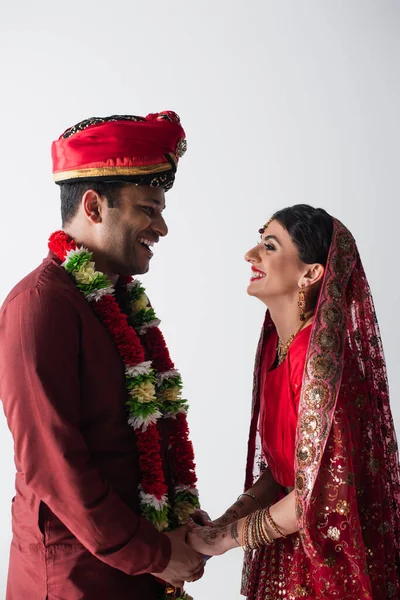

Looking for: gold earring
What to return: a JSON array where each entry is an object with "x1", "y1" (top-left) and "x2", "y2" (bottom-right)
[{"x1": 298, "y1": 287, "x2": 306, "y2": 322}]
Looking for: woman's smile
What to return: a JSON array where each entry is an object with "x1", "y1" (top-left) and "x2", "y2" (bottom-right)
[{"x1": 250, "y1": 266, "x2": 267, "y2": 283}]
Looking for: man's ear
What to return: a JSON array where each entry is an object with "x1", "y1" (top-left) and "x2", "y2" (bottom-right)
[{"x1": 82, "y1": 190, "x2": 105, "y2": 224}]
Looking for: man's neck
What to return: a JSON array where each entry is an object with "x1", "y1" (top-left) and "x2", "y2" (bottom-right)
[
  {"x1": 93, "y1": 257, "x2": 119, "y2": 286},
  {"x1": 63, "y1": 227, "x2": 119, "y2": 286}
]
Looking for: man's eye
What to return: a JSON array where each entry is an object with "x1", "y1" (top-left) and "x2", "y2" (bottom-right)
[{"x1": 142, "y1": 206, "x2": 154, "y2": 216}]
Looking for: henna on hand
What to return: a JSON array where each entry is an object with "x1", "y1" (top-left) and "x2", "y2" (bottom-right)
[
  {"x1": 214, "y1": 500, "x2": 245, "y2": 526},
  {"x1": 195, "y1": 526, "x2": 228, "y2": 546},
  {"x1": 231, "y1": 521, "x2": 241, "y2": 546}
]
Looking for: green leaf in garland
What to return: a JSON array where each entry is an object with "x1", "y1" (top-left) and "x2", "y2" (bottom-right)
[
  {"x1": 158, "y1": 376, "x2": 183, "y2": 392},
  {"x1": 130, "y1": 306, "x2": 158, "y2": 329},
  {"x1": 64, "y1": 250, "x2": 93, "y2": 272},
  {"x1": 140, "y1": 502, "x2": 170, "y2": 532},
  {"x1": 126, "y1": 373, "x2": 156, "y2": 390},
  {"x1": 74, "y1": 272, "x2": 111, "y2": 295},
  {"x1": 174, "y1": 490, "x2": 200, "y2": 507},
  {"x1": 128, "y1": 282, "x2": 146, "y2": 302},
  {"x1": 160, "y1": 401, "x2": 188, "y2": 415},
  {"x1": 125, "y1": 399, "x2": 160, "y2": 419}
]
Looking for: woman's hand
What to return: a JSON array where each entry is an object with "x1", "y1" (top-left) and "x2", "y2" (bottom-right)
[{"x1": 187, "y1": 522, "x2": 242, "y2": 556}]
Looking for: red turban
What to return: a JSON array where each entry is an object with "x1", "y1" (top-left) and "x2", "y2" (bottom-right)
[{"x1": 51, "y1": 111, "x2": 186, "y2": 191}]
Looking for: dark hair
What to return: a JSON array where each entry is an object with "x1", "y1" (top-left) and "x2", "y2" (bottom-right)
[
  {"x1": 271, "y1": 204, "x2": 334, "y2": 265},
  {"x1": 59, "y1": 181, "x2": 127, "y2": 226}
]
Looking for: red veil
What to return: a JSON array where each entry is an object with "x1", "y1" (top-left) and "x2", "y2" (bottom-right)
[{"x1": 242, "y1": 219, "x2": 400, "y2": 599}]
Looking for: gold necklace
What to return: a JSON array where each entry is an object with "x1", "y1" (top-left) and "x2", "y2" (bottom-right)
[{"x1": 277, "y1": 315, "x2": 313, "y2": 365}]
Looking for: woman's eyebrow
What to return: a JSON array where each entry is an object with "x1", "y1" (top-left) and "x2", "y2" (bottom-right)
[{"x1": 263, "y1": 234, "x2": 282, "y2": 246}]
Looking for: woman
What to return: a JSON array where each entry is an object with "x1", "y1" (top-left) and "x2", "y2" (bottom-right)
[{"x1": 188, "y1": 205, "x2": 400, "y2": 599}]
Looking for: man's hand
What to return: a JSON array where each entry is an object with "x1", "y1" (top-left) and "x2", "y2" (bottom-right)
[
  {"x1": 190, "y1": 508, "x2": 212, "y2": 526},
  {"x1": 151, "y1": 525, "x2": 205, "y2": 589}
]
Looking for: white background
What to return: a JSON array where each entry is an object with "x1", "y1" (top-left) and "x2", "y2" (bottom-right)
[{"x1": 1, "y1": 2, "x2": 399, "y2": 598}]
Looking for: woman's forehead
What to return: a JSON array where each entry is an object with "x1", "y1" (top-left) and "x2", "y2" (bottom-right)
[{"x1": 262, "y1": 219, "x2": 286, "y2": 238}]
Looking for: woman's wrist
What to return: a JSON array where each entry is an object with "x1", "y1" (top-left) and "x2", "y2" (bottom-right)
[
  {"x1": 213, "y1": 495, "x2": 257, "y2": 527},
  {"x1": 213, "y1": 510, "x2": 283, "y2": 554},
  {"x1": 218, "y1": 500, "x2": 294, "y2": 554},
  {"x1": 232, "y1": 519, "x2": 245, "y2": 547},
  {"x1": 216, "y1": 519, "x2": 245, "y2": 553}
]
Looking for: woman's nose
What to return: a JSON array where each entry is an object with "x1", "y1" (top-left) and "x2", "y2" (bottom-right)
[{"x1": 245, "y1": 246, "x2": 259, "y2": 263}]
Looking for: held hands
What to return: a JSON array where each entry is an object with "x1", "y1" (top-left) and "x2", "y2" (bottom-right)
[
  {"x1": 152, "y1": 509, "x2": 243, "y2": 589},
  {"x1": 151, "y1": 524, "x2": 205, "y2": 589},
  {"x1": 187, "y1": 521, "x2": 242, "y2": 557}
]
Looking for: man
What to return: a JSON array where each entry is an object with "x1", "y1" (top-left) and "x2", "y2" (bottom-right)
[{"x1": 0, "y1": 112, "x2": 204, "y2": 599}]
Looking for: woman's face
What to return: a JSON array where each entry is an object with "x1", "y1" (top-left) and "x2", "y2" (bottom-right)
[{"x1": 245, "y1": 219, "x2": 308, "y2": 303}]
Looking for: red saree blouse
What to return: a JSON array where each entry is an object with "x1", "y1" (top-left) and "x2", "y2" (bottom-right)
[{"x1": 259, "y1": 326, "x2": 312, "y2": 488}]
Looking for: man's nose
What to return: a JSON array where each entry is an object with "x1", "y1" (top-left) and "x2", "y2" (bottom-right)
[{"x1": 153, "y1": 214, "x2": 168, "y2": 237}]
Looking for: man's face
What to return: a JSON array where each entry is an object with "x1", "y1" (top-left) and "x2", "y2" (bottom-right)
[{"x1": 96, "y1": 184, "x2": 168, "y2": 276}]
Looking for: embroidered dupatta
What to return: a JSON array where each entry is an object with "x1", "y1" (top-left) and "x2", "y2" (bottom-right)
[{"x1": 242, "y1": 219, "x2": 400, "y2": 599}]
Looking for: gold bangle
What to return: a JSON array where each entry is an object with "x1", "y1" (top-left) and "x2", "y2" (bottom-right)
[
  {"x1": 260, "y1": 510, "x2": 273, "y2": 545},
  {"x1": 249, "y1": 512, "x2": 258, "y2": 550},
  {"x1": 265, "y1": 506, "x2": 287, "y2": 538},
  {"x1": 238, "y1": 492, "x2": 263, "y2": 509},
  {"x1": 241, "y1": 516, "x2": 249, "y2": 549},
  {"x1": 242, "y1": 514, "x2": 251, "y2": 551},
  {"x1": 244, "y1": 510, "x2": 274, "y2": 550},
  {"x1": 248, "y1": 513, "x2": 256, "y2": 550},
  {"x1": 254, "y1": 511, "x2": 262, "y2": 548}
]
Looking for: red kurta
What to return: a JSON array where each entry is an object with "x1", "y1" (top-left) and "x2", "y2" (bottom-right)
[
  {"x1": 0, "y1": 253, "x2": 171, "y2": 599},
  {"x1": 259, "y1": 325, "x2": 312, "y2": 487}
]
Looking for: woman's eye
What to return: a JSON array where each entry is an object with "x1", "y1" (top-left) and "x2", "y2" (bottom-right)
[{"x1": 264, "y1": 243, "x2": 276, "y2": 251}]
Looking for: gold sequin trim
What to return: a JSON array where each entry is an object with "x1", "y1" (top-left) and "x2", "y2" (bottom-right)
[
  {"x1": 309, "y1": 354, "x2": 337, "y2": 380},
  {"x1": 304, "y1": 381, "x2": 333, "y2": 411}
]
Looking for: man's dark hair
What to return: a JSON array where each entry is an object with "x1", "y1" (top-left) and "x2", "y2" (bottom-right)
[
  {"x1": 60, "y1": 181, "x2": 127, "y2": 226},
  {"x1": 272, "y1": 204, "x2": 334, "y2": 265}
]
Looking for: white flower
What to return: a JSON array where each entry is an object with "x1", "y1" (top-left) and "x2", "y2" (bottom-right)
[
  {"x1": 327, "y1": 526, "x2": 340, "y2": 541},
  {"x1": 127, "y1": 280, "x2": 142, "y2": 292},
  {"x1": 139, "y1": 490, "x2": 169, "y2": 511},
  {"x1": 158, "y1": 369, "x2": 180, "y2": 384},
  {"x1": 164, "y1": 406, "x2": 188, "y2": 418},
  {"x1": 137, "y1": 319, "x2": 161, "y2": 335},
  {"x1": 86, "y1": 286, "x2": 114, "y2": 302},
  {"x1": 125, "y1": 362, "x2": 153, "y2": 378},
  {"x1": 128, "y1": 410, "x2": 161, "y2": 431},
  {"x1": 175, "y1": 485, "x2": 199, "y2": 497}
]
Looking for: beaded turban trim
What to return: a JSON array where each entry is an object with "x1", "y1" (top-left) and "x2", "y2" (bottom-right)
[{"x1": 51, "y1": 111, "x2": 187, "y2": 191}]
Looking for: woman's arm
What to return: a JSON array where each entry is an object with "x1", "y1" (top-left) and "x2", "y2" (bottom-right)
[
  {"x1": 212, "y1": 467, "x2": 282, "y2": 527},
  {"x1": 188, "y1": 490, "x2": 296, "y2": 556}
]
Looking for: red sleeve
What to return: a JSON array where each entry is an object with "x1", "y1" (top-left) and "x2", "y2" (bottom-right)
[{"x1": 0, "y1": 286, "x2": 171, "y2": 576}]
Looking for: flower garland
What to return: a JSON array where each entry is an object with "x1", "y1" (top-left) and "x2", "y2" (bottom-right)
[{"x1": 49, "y1": 231, "x2": 198, "y2": 600}]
